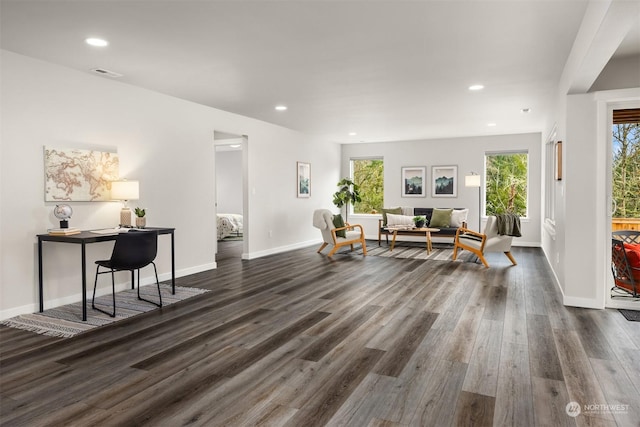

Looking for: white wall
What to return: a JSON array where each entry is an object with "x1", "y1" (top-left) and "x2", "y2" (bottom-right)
[
  {"x1": 0, "y1": 50, "x2": 340, "y2": 318},
  {"x1": 539, "y1": 0, "x2": 640, "y2": 309},
  {"x1": 590, "y1": 54, "x2": 640, "y2": 92},
  {"x1": 564, "y1": 93, "x2": 601, "y2": 306},
  {"x1": 550, "y1": 89, "x2": 640, "y2": 309},
  {"x1": 341, "y1": 133, "x2": 542, "y2": 246},
  {"x1": 215, "y1": 150, "x2": 243, "y2": 214},
  {"x1": 541, "y1": 51, "x2": 640, "y2": 308}
]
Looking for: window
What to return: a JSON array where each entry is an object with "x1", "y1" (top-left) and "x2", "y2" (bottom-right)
[
  {"x1": 351, "y1": 158, "x2": 384, "y2": 214},
  {"x1": 485, "y1": 151, "x2": 528, "y2": 217},
  {"x1": 612, "y1": 109, "x2": 640, "y2": 220}
]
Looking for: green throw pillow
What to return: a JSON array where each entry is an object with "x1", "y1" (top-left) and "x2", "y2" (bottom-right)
[
  {"x1": 333, "y1": 214, "x2": 346, "y2": 238},
  {"x1": 381, "y1": 207, "x2": 402, "y2": 226},
  {"x1": 430, "y1": 208, "x2": 453, "y2": 228}
]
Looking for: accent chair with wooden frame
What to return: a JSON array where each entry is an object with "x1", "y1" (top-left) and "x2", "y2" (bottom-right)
[
  {"x1": 313, "y1": 209, "x2": 367, "y2": 258},
  {"x1": 452, "y1": 215, "x2": 517, "y2": 268}
]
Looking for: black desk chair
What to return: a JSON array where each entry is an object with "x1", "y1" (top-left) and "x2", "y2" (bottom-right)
[{"x1": 92, "y1": 230, "x2": 162, "y2": 317}]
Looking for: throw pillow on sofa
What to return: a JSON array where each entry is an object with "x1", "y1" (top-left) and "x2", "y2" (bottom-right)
[
  {"x1": 450, "y1": 209, "x2": 469, "y2": 228},
  {"x1": 381, "y1": 207, "x2": 402, "y2": 226},
  {"x1": 430, "y1": 208, "x2": 453, "y2": 228},
  {"x1": 386, "y1": 213, "x2": 415, "y2": 227},
  {"x1": 333, "y1": 214, "x2": 346, "y2": 238},
  {"x1": 623, "y1": 243, "x2": 640, "y2": 280}
]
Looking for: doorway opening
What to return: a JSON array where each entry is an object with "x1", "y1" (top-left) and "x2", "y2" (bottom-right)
[
  {"x1": 607, "y1": 106, "x2": 640, "y2": 307},
  {"x1": 214, "y1": 131, "x2": 247, "y2": 263}
]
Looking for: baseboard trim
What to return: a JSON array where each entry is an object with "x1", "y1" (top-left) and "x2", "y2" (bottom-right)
[
  {"x1": 541, "y1": 245, "x2": 564, "y2": 298},
  {"x1": 563, "y1": 295, "x2": 604, "y2": 310},
  {"x1": 0, "y1": 262, "x2": 217, "y2": 321},
  {"x1": 243, "y1": 239, "x2": 320, "y2": 260}
]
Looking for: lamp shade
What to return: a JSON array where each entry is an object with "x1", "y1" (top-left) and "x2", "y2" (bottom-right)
[
  {"x1": 111, "y1": 180, "x2": 139, "y2": 201},
  {"x1": 465, "y1": 174, "x2": 481, "y2": 188}
]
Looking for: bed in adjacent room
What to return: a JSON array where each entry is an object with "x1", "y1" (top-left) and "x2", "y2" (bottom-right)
[{"x1": 217, "y1": 213, "x2": 243, "y2": 240}]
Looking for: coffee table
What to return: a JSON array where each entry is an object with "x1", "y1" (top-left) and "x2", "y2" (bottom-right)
[{"x1": 388, "y1": 227, "x2": 440, "y2": 254}]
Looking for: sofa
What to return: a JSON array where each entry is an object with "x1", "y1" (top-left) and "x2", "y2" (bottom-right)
[{"x1": 378, "y1": 207, "x2": 468, "y2": 245}]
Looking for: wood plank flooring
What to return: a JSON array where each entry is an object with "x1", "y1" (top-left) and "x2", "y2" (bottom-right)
[{"x1": 1, "y1": 241, "x2": 639, "y2": 426}]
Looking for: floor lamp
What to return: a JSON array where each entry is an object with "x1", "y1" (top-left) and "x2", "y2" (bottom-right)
[{"x1": 465, "y1": 173, "x2": 481, "y2": 231}]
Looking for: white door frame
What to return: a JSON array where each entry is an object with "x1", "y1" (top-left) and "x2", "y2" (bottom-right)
[{"x1": 597, "y1": 90, "x2": 640, "y2": 309}]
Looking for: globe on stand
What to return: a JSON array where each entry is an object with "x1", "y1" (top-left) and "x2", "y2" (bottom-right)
[{"x1": 54, "y1": 204, "x2": 73, "y2": 229}]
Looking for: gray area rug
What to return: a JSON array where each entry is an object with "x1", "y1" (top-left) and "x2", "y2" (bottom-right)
[
  {"x1": 1, "y1": 284, "x2": 209, "y2": 338},
  {"x1": 350, "y1": 241, "x2": 476, "y2": 262},
  {"x1": 619, "y1": 309, "x2": 640, "y2": 322}
]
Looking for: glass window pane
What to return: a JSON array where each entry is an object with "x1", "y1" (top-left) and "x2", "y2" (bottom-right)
[
  {"x1": 485, "y1": 152, "x2": 528, "y2": 217},
  {"x1": 351, "y1": 158, "x2": 384, "y2": 214}
]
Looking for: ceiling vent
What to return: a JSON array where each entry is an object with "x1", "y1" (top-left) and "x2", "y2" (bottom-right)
[{"x1": 90, "y1": 68, "x2": 123, "y2": 78}]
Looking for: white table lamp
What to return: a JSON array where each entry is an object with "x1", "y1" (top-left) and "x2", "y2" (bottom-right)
[
  {"x1": 111, "y1": 180, "x2": 139, "y2": 227},
  {"x1": 465, "y1": 173, "x2": 482, "y2": 231}
]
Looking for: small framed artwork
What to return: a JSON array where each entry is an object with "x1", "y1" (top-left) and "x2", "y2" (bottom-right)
[
  {"x1": 297, "y1": 161, "x2": 310, "y2": 198},
  {"x1": 432, "y1": 165, "x2": 458, "y2": 197},
  {"x1": 555, "y1": 141, "x2": 563, "y2": 180},
  {"x1": 401, "y1": 166, "x2": 426, "y2": 197}
]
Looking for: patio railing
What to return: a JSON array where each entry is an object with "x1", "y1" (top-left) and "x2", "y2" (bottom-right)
[{"x1": 612, "y1": 218, "x2": 640, "y2": 232}]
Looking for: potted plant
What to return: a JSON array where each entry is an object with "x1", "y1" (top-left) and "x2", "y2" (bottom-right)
[
  {"x1": 413, "y1": 215, "x2": 426, "y2": 228},
  {"x1": 134, "y1": 207, "x2": 146, "y2": 228},
  {"x1": 332, "y1": 178, "x2": 361, "y2": 223}
]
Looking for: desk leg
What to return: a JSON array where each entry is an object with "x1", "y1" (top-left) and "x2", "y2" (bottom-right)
[
  {"x1": 81, "y1": 242, "x2": 87, "y2": 322},
  {"x1": 390, "y1": 231, "x2": 398, "y2": 251},
  {"x1": 171, "y1": 231, "x2": 176, "y2": 294},
  {"x1": 38, "y1": 238, "x2": 44, "y2": 312}
]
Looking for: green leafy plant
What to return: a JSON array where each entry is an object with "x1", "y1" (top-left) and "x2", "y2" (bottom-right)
[
  {"x1": 413, "y1": 215, "x2": 426, "y2": 224},
  {"x1": 134, "y1": 207, "x2": 146, "y2": 218},
  {"x1": 352, "y1": 159, "x2": 384, "y2": 213},
  {"x1": 332, "y1": 178, "x2": 361, "y2": 223},
  {"x1": 485, "y1": 153, "x2": 528, "y2": 216}
]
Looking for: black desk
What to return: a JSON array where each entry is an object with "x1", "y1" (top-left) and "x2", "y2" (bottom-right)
[{"x1": 37, "y1": 227, "x2": 175, "y2": 321}]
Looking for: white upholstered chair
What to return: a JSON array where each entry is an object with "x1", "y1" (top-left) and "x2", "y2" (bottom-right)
[
  {"x1": 452, "y1": 215, "x2": 516, "y2": 268},
  {"x1": 313, "y1": 209, "x2": 367, "y2": 257}
]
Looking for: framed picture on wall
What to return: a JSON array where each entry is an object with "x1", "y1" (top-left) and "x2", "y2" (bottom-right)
[
  {"x1": 44, "y1": 146, "x2": 119, "y2": 201},
  {"x1": 297, "y1": 161, "x2": 310, "y2": 198},
  {"x1": 432, "y1": 165, "x2": 457, "y2": 197},
  {"x1": 401, "y1": 166, "x2": 426, "y2": 197}
]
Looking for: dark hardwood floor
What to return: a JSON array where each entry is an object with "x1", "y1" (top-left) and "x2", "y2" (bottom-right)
[{"x1": 1, "y1": 241, "x2": 639, "y2": 426}]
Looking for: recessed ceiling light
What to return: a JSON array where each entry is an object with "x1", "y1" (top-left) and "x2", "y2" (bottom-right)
[
  {"x1": 349, "y1": 132, "x2": 357, "y2": 136},
  {"x1": 275, "y1": 105, "x2": 287, "y2": 111},
  {"x1": 487, "y1": 123, "x2": 497, "y2": 127},
  {"x1": 521, "y1": 108, "x2": 531, "y2": 113},
  {"x1": 469, "y1": 84, "x2": 484, "y2": 91},
  {"x1": 85, "y1": 38, "x2": 109, "y2": 47}
]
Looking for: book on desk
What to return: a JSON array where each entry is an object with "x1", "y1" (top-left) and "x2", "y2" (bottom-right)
[{"x1": 48, "y1": 227, "x2": 81, "y2": 236}]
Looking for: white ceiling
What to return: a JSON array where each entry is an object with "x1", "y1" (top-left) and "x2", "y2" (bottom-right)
[{"x1": 1, "y1": 1, "x2": 636, "y2": 143}]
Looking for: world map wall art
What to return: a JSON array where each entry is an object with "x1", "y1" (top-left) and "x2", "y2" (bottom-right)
[{"x1": 44, "y1": 146, "x2": 119, "y2": 201}]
